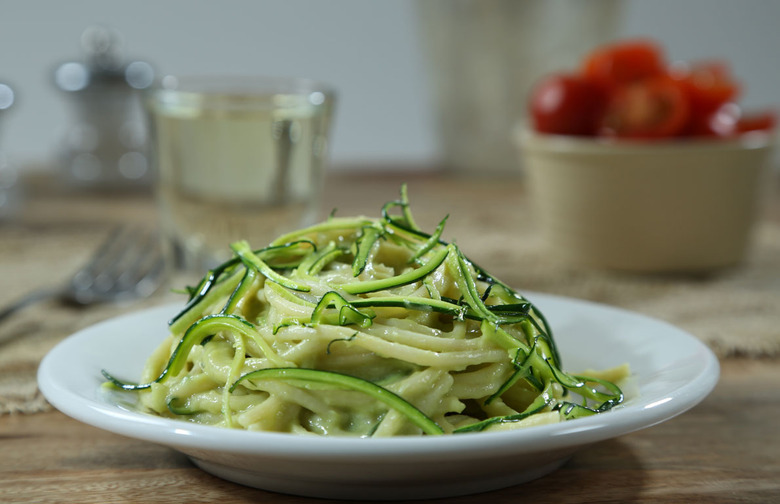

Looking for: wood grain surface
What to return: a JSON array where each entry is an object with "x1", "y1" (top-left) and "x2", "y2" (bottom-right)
[
  {"x1": 1, "y1": 171, "x2": 779, "y2": 502},
  {"x1": 1, "y1": 357, "x2": 777, "y2": 503}
]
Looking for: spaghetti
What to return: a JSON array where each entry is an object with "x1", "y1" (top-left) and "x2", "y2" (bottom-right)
[{"x1": 104, "y1": 186, "x2": 626, "y2": 436}]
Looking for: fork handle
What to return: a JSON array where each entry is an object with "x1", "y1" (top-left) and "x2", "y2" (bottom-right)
[{"x1": 0, "y1": 287, "x2": 62, "y2": 326}]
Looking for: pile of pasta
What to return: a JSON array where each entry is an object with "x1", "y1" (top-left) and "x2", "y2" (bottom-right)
[{"x1": 105, "y1": 187, "x2": 626, "y2": 436}]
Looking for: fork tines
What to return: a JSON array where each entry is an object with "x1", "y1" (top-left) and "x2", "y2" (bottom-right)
[{"x1": 68, "y1": 226, "x2": 166, "y2": 305}]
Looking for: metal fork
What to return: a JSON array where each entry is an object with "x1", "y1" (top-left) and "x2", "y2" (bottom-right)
[{"x1": 0, "y1": 226, "x2": 167, "y2": 324}]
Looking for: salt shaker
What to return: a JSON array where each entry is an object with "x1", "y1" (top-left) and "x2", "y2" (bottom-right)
[
  {"x1": 0, "y1": 82, "x2": 21, "y2": 220},
  {"x1": 54, "y1": 26, "x2": 155, "y2": 190}
]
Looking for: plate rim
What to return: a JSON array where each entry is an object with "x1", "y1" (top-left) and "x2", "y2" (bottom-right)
[{"x1": 37, "y1": 292, "x2": 720, "y2": 460}]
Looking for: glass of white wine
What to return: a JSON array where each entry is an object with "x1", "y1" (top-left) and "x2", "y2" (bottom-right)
[{"x1": 144, "y1": 76, "x2": 336, "y2": 273}]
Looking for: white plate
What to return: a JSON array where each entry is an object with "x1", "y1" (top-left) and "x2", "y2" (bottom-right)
[{"x1": 38, "y1": 293, "x2": 719, "y2": 500}]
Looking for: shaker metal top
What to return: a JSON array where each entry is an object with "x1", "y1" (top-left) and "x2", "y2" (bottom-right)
[{"x1": 54, "y1": 25, "x2": 154, "y2": 93}]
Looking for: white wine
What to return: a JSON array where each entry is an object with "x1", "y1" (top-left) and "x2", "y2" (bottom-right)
[{"x1": 146, "y1": 78, "x2": 334, "y2": 270}]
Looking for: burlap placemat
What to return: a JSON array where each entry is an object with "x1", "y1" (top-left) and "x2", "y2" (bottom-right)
[
  {"x1": 0, "y1": 297, "x2": 173, "y2": 415},
  {"x1": 2, "y1": 179, "x2": 778, "y2": 415},
  {"x1": 487, "y1": 220, "x2": 780, "y2": 358}
]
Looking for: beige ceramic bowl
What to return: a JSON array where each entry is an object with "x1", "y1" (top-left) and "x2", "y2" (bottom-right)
[{"x1": 517, "y1": 128, "x2": 776, "y2": 273}]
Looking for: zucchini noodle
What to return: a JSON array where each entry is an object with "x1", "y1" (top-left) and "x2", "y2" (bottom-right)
[{"x1": 104, "y1": 186, "x2": 628, "y2": 436}]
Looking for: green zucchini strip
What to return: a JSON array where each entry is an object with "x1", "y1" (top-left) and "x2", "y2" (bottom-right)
[
  {"x1": 296, "y1": 241, "x2": 343, "y2": 276},
  {"x1": 558, "y1": 402, "x2": 599, "y2": 420},
  {"x1": 517, "y1": 318, "x2": 557, "y2": 366},
  {"x1": 307, "y1": 295, "x2": 469, "y2": 330},
  {"x1": 485, "y1": 345, "x2": 537, "y2": 405},
  {"x1": 556, "y1": 374, "x2": 624, "y2": 420},
  {"x1": 350, "y1": 295, "x2": 468, "y2": 319},
  {"x1": 311, "y1": 245, "x2": 345, "y2": 275},
  {"x1": 171, "y1": 240, "x2": 316, "y2": 327},
  {"x1": 399, "y1": 183, "x2": 419, "y2": 230},
  {"x1": 167, "y1": 397, "x2": 197, "y2": 415},
  {"x1": 380, "y1": 184, "x2": 421, "y2": 233},
  {"x1": 453, "y1": 381, "x2": 556, "y2": 433},
  {"x1": 485, "y1": 303, "x2": 532, "y2": 317},
  {"x1": 169, "y1": 267, "x2": 245, "y2": 334},
  {"x1": 265, "y1": 280, "x2": 316, "y2": 308},
  {"x1": 449, "y1": 246, "x2": 494, "y2": 321},
  {"x1": 544, "y1": 359, "x2": 623, "y2": 408},
  {"x1": 352, "y1": 225, "x2": 384, "y2": 277},
  {"x1": 341, "y1": 246, "x2": 449, "y2": 295},
  {"x1": 221, "y1": 266, "x2": 258, "y2": 315},
  {"x1": 455, "y1": 254, "x2": 561, "y2": 368},
  {"x1": 269, "y1": 217, "x2": 373, "y2": 247},
  {"x1": 183, "y1": 258, "x2": 240, "y2": 303},
  {"x1": 528, "y1": 314, "x2": 562, "y2": 368},
  {"x1": 480, "y1": 319, "x2": 529, "y2": 353},
  {"x1": 325, "y1": 332, "x2": 359, "y2": 354},
  {"x1": 230, "y1": 367, "x2": 444, "y2": 435},
  {"x1": 381, "y1": 217, "x2": 432, "y2": 247},
  {"x1": 311, "y1": 291, "x2": 375, "y2": 328},
  {"x1": 480, "y1": 321, "x2": 543, "y2": 391},
  {"x1": 472, "y1": 263, "x2": 561, "y2": 366},
  {"x1": 257, "y1": 240, "x2": 317, "y2": 269},
  {"x1": 557, "y1": 380, "x2": 622, "y2": 420},
  {"x1": 231, "y1": 241, "x2": 310, "y2": 292},
  {"x1": 408, "y1": 215, "x2": 448, "y2": 264},
  {"x1": 103, "y1": 314, "x2": 290, "y2": 390}
]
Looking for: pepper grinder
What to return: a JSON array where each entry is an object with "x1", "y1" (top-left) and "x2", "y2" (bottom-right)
[{"x1": 54, "y1": 26, "x2": 155, "y2": 190}]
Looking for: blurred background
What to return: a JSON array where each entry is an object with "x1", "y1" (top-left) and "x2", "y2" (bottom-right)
[{"x1": 1, "y1": 0, "x2": 778, "y2": 176}]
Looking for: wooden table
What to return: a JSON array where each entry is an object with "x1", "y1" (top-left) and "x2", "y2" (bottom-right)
[{"x1": 1, "y1": 172, "x2": 779, "y2": 503}]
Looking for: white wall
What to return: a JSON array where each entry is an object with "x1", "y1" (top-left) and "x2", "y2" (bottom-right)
[
  {"x1": 0, "y1": 0, "x2": 435, "y2": 169},
  {"x1": 1, "y1": 0, "x2": 778, "y2": 171}
]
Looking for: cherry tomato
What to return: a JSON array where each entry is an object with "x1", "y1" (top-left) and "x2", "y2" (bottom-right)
[
  {"x1": 686, "y1": 102, "x2": 741, "y2": 137},
  {"x1": 671, "y1": 60, "x2": 740, "y2": 117},
  {"x1": 529, "y1": 38, "x2": 772, "y2": 141},
  {"x1": 736, "y1": 111, "x2": 776, "y2": 133},
  {"x1": 598, "y1": 76, "x2": 690, "y2": 139},
  {"x1": 582, "y1": 39, "x2": 666, "y2": 88},
  {"x1": 528, "y1": 73, "x2": 607, "y2": 135},
  {"x1": 688, "y1": 106, "x2": 775, "y2": 138}
]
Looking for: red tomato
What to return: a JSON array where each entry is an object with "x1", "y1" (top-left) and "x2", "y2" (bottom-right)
[
  {"x1": 688, "y1": 102, "x2": 741, "y2": 137},
  {"x1": 671, "y1": 60, "x2": 740, "y2": 117},
  {"x1": 598, "y1": 76, "x2": 690, "y2": 139},
  {"x1": 528, "y1": 38, "x2": 771, "y2": 141},
  {"x1": 582, "y1": 39, "x2": 666, "y2": 88},
  {"x1": 528, "y1": 73, "x2": 607, "y2": 135},
  {"x1": 736, "y1": 111, "x2": 776, "y2": 133}
]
